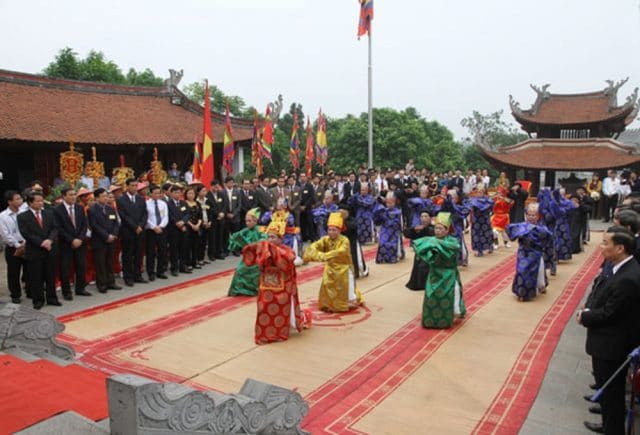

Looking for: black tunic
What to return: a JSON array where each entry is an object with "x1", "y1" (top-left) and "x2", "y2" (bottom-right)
[
  {"x1": 403, "y1": 225, "x2": 435, "y2": 290},
  {"x1": 508, "y1": 189, "x2": 528, "y2": 223}
]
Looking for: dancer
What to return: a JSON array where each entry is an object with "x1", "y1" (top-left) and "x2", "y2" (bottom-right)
[
  {"x1": 404, "y1": 210, "x2": 435, "y2": 291},
  {"x1": 259, "y1": 198, "x2": 303, "y2": 266},
  {"x1": 312, "y1": 191, "x2": 339, "y2": 238},
  {"x1": 537, "y1": 188, "x2": 561, "y2": 275},
  {"x1": 407, "y1": 185, "x2": 434, "y2": 227},
  {"x1": 440, "y1": 191, "x2": 470, "y2": 266},
  {"x1": 467, "y1": 188, "x2": 494, "y2": 257},
  {"x1": 373, "y1": 192, "x2": 405, "y2": 264},
  {"x1": 304, "y1": 212, "x2": 364, "y2": 312},
  {"x1": 227, "y1": 209, "x2": 266, "y2": 296},
  {"x1": 339, "y1": 204, "x2": 369, "y2": 278},
  {"x1": 491, "y1": 187, "x2": 513, "y2": 250},
  {"x1": 552, "y1": 188, "x2": 576, "y2": 262},
  {"x1": 348, "y1": 185, "x2": 376, "y2": 244},
  {"x1": 241, "y1": 221, "x2": 310, "y2": 345},
  {"x1": 413, "y1": 212, "x2": 465, "y2": 328},
  {"x1": 506, "y1": 203, "x2": 553, "y2": 301}
]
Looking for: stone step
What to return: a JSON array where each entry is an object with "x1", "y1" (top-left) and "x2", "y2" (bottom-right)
[{"x1": 14, "y1": 411, "x2": 109, "y2": 435}]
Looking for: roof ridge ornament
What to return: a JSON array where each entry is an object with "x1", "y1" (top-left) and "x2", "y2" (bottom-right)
[
  {"x1": 165, "y1": 69, "x2": 184, "y2": 90},
  {"x1": 529, "y1": 84, "x2": 550, "y2": 115},
  {"x1": 509, "y1": 95, "x2": 522, "y2": 115},
  {"x1": 268, "y1": 94, "x2": 284, "y2": 126},
  {"x1": 604, "y1": 77, "x2": 629, "y2": 110}
]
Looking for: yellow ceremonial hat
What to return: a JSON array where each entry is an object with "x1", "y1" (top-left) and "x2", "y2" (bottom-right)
[
  {"x1": 433, "y1": 212, "x2": 452, "y2": 229},
  {"x1": 246, "y1": 207, "x2": 261, "y2": 221},
  {"x1": 266, "y1": 221, "x2": 286, "y2": 237},
  {"x1": 327, "y1": 212, "x2": 344, "y2": 231}
]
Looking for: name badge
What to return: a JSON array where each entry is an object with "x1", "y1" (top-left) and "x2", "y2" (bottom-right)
[
  {"x1": 108, "y1": 214, "x2": 116, "y2": 220},
  {"x1": 232, "y1": 196, "x2": 237, "y2": 200},
  {"x1": 180, "y1": 206, "x2": 186, "y2": 211},
  {"x1": 216, "y1": 198, "x2": 222, "y2": 203},
  {"x1": 248, "y1": 196, "x2": 254, "y2": 200},
  {"x1": 204, "y1": 205, "x2": 210, "y2": 210},
  {"x1": 303, "y1": 190, "x2": 308, "y2": 194},
  {"x1": 294, "y1": 192, "x2": 299, "y2": 196}
]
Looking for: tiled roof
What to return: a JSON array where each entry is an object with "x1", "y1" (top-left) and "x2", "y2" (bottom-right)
[
  {"x1": 617, "y1": 128, "x2": 640, "y2": 150},
  {"x1": 513, "y1": 92, "x2": 636, "y2": 125},
  {"x1": 478, "y1": 138, "x2": 640, "y2": 170},
  {"x1": 0, "y1": 69, "x2": 254, "y2": 144}
]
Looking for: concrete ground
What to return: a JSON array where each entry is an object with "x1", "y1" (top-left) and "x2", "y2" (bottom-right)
[{"x1": 0, "y1": 220, "x2": 627, "y2": 434}]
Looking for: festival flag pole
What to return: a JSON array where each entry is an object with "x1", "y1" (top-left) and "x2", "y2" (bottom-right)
[{"x1": 358, "y1": 0, "x2": 374, "y2": 168}]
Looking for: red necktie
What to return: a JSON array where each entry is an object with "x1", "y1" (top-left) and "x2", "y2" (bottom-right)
[{"x1": 35, "y1": 211, "x2": 43, "y2": 228}]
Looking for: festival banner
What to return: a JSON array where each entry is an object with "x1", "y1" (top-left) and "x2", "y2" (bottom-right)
[
  {"x1": 290, "y1": 112, "x2": 300, "y2": 170},
  {"x1": 357, "y1": 0, "x2": 374, "y2": 39},
  {"x1": 305, "y1": 116, "x2": 314, "y2": 177},
  {"x1": 222, "y1": 100, "x2": 235, "y2": 175},
  {"x1": 261, "y1": 105, "x2": 273, "y2": 161},
  {"x1": 201, "y1": 80, "x2": 215, "y2": 187},
  {"x1": 192, "y1": 133, "x2": 202, "y2": 182},
  {"x1": 251, "y1": 109, "x2": 263, "y2": 176},
  {"x1": 315, "y1": 109, "x2": 328, "y2": 166}
]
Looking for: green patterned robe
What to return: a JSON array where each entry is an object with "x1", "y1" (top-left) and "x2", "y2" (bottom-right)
[
  {"x1": 227, "y1": 227, "x2": 266, "y2": 296},
  {"x1": 413, "y1": 235, "x2": 466, "y2": 328}
]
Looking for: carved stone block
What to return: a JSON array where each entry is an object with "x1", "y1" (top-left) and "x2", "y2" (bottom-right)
[
  {"x1": 107, "y1": 374, "x2": 309, "y2": 435},
  {"x1": 0, "y1": 303, "x2": 74, "y2": 360}
]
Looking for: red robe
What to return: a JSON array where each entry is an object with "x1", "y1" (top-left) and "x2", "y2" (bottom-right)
[
  {"x1": 242, "y1": 241, "x2": 309, "y2": 345},
  {"x1": 490, "y1": 196, "x2": 513, "y2": 231}
]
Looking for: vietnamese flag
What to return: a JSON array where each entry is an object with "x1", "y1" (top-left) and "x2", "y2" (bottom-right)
[{"x1": 201, "y1": 80, "x2": 214, "y2": 187}]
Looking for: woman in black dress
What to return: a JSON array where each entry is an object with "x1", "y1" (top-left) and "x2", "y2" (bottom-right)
[
  {"x1": 404, "y1": 211, "x2": 435, "y2": 290},
  {"x1": 184, "y1": 187, "x2": 203, "y2": 270}
]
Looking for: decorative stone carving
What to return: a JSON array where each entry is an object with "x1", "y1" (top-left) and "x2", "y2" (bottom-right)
[
  {"x1": 604, "y1": 77, "x2": 629, "y2": 109},
  {"x1": 165, "y1": 69, "x2": 184, "y2": 89},
  {"x1": 0, "y1": 303, "x2": 74, "y2": 360},
  {"x1": 107, "y1": 374, "x2": 309, "y2": 435},
  {"x1": 529, "y1": 83, "x2": 551, "y2": 115},
  {"x1": 508, "y1": 95, "x2": 522, "y2": 115},
  {"x1": 268, "y1": 94, "x2": 284, "y2": 126}
]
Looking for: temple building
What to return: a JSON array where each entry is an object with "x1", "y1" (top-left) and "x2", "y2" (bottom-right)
[
  {"x1": 478, "y1": 79, "x2": 640, "y2": 193},
  {"x1": 0, "y1": 69, "x2": 255, "y2": 197}
]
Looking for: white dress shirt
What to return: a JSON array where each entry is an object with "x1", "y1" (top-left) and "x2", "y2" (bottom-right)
[
  {"x1": 0, "y1": 208, "x2": 24, "y2": 248},
  {"x1": 145, "y1": 198, "x2": 169, "y2": 229},
  {"x1": 602, "y1": 176, "x2": 620, "y2": 196}
]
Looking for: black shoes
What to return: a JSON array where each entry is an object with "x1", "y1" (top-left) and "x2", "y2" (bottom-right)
[
  {"x1": 148, "y1": 274, "x2": 156, "y2": 282},
  {"x1": 108, "y1": 285, "x2": 123, "y2": 290},
  {"x1": 47, "y1": 299, "x2": 62, "y2": 307},
  {"x1": 134, "y1": 277, "x2": 148, "y2": 284},
  {"x1": 11, "y1": 297, "x2": 21, "y2": 304},
  {"x1": 124, "y1": 280, "x2": 134, "y2": 287},
  {"x1": 33, "y1": 301, "x2": 45, "y2": 310},
  {"x1": 98, "y1": 287, "x2": 108, "y2": 294},
  {"x1": 180, "y1": 268, "x2": 192, "y2": 274},
  {"x1": 63, "y1": 293, "x2": 73, "y2": 301},
  {"x1": 171, "y1": 271, "x2": 179, "y2": 277},
  {"x1": 76, "y1": 290, "x2": 92, "y2": 296},
  {"x1": 589, "y1": 383, "x2": 598, "y2": 390},
  {"x1": 583, "y1": 421, "x2": 604, "y2": 433},
  {"x1": 588, "y1": 405, "x2": 602, "y2": 414},
  {"x1": 584, "y1": 394, "x2": 598, "y2": 402},
  {"x1": 157, "y1": 274, "x2": 168, "y2": 279}
]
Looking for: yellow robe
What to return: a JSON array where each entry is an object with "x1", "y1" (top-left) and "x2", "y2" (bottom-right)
[{"x1": 303, "y1": 235, "x2": 364, "y2": 312}]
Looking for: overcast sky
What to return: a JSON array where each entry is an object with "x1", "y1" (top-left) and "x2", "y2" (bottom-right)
[{"x1": 1, "y1": 0, "x2": 639, "y2": 139}]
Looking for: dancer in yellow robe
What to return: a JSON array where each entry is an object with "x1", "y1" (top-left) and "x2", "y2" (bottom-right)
[{"x1": 303, "y1": 212, "x2": 364, "y2": 312}]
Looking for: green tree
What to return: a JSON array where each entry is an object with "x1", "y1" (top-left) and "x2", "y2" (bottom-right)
[
  {"x1": 43, "y1": 47, "x2": 164, "y2": 86},
  {"x1": 181, "y1": 81, "x2": 249, "y2": 117},
  {"x1": 460, "y1": 110, "x2": 527, "y2": 149}
]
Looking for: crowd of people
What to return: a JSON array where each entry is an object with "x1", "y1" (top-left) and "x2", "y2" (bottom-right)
[{"x1": 2, "y1": 163, "x2": 640, "y2": 432}]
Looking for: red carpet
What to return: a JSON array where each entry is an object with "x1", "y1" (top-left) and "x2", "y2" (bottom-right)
[{"x1": 0, "y1": 355, "x2": 108, "y2": 435}]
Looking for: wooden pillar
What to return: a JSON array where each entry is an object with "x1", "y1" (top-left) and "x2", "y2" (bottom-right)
[{"x1": 33, "y1": 147, "x2": 56, "y2": 193}]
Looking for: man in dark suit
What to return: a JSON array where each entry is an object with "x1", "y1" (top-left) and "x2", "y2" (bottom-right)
[
  {"x1": 238, "y1": 178, "x2": 256, "y2": 228},
  {"x1": 448, "y1": 170, "x2": 464, "y2": 192},
  {"x1": 88, "y1": 188, "x2": 122, "y2": 293},
  {"x1": 17, "y1": 191, "x2": 61, "y2": 309},
  {"x1": 287, "y1": 176, "x2": 302, "y2": 227},
  {"x1": 205, "y1": 181, "x2": 226, "y2": 260},
  {"x1": 269, "y1": 176, "x2": 290, "y2": 208},
  {"x1": 54, "y1": 187, "x2": 91, "y2": 300},
  {"x1": 167, "y1": 185, "x2": 191, "y2": 274},
  {"x1": 221, "y1": 176, "x2": 242, "y2": 255},
  {"x1": 342, "y1": 171, "x2": 357, "y2": 204},
  {"x1": 299, "y1": 173, "x2": 316, "y2": 241},
  {"x1": 579, "y1": 226, "x2": 640, "y2": 434},
  {"x1": 116, "y1": 178, "x2": 148, "y2": 286},
  {"x1": 254, "y1": 175, "x2": 273, "y2": 214}
]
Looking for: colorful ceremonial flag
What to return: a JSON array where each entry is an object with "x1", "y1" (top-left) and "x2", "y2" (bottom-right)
[
  {"x1": 251, "y1": 109, "x2": 263, "y2": 176},
  {"x1": 305, "y1": 116, "x2": 314, "y2": 177},
  {"x1": 290, "y1": 112, "x2": 300, "y2": 170},
  {"x1": 222, "y1": 100, "x2": 235, "y2": 174},
  {"x1": 315, "y1": 109, "x2": 328, "y2": 166},
  {"x1": 261, "y1": 105, "x2": 273, "y2": 161},
  {"x1": 201, "y1": 80, "x2": 215, "y2": 187},
  {"x1": 192, "y1": 133, "x2": 202, "y2": 182},
  {"x1": 357, "y1": 0, "x2": 374, "y2": 39}
]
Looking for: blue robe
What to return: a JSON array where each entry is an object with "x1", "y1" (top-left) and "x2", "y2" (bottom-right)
[
  {"x1": 407, "y1": 197, "x2": 435, "y2": 228},
  {"x1": 506, "y1": 222, "x2": 553, "y2": 300},
  {"x1": 440, "y1": 196, "x2": 470, "y2": 266},
  {"x1": 537, "y1": 189, "x2": 561, "y2": 272},
  {"x1": 373, "y1": 204, "x2": 404, "y2": 263},
  {"x1": 312, "y1": 203, "x2": 339, "y2": 238},
  {"x1": 553, "y1": 189, "x2": 577, "y2": 261},
  {"x1": 467, "y1": 196, "x2": 494, "y2": 254},
  {"x1": 348, "y1": 194, "x2": 376, "y2": 244},
  {"x1": 259, "y1": 211, "x2": 303, "y2": 258}
]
